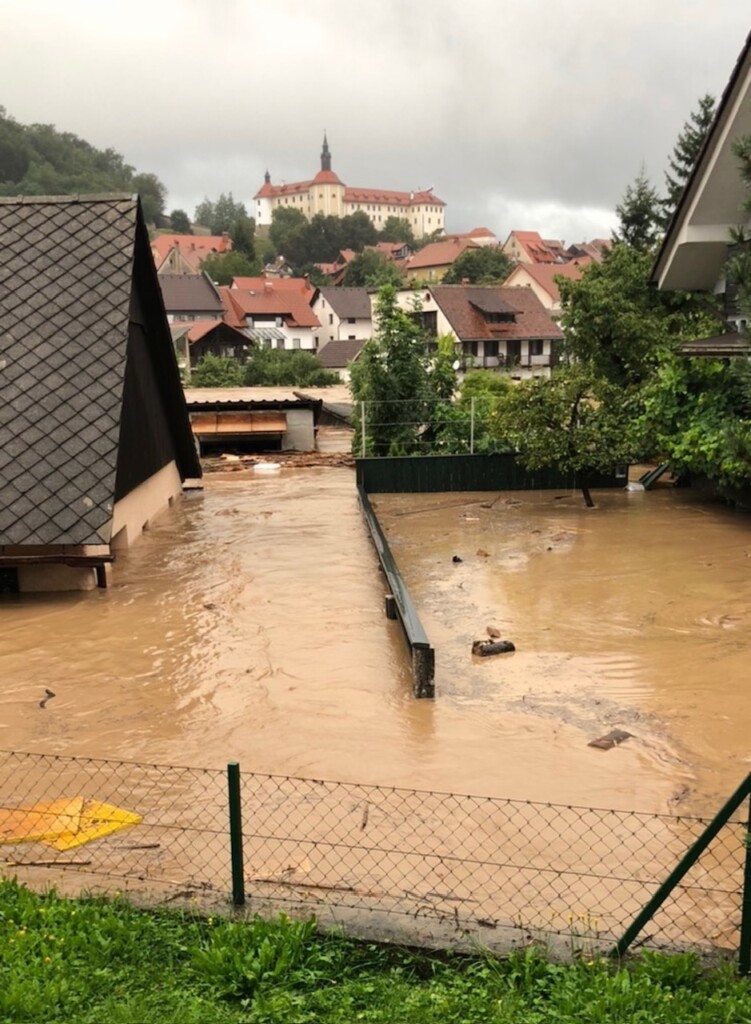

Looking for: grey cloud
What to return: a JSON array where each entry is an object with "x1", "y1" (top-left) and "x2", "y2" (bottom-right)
[{"x1": 0, "y1": 0, "x2": 748, "y2": 241}]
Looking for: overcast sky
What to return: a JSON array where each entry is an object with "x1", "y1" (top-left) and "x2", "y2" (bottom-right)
[{"x1": 1, "y1": 1, "x2": 748, "y2": 243}]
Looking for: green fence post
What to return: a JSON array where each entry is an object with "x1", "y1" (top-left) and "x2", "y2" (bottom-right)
[
  {"x1": 612, "y1": 772, "x2": 751, "y2": 960},
  {"x1": 227, "y1": 762, "x2": 245, "y2": 907},
  {"x1": 739, "y1": 795, "x2": 751, "y2": 975}
]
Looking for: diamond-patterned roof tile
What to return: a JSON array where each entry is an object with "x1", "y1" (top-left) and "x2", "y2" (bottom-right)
[{"x1": 0, "y1": 196, "x2": 136, "y2": 545}]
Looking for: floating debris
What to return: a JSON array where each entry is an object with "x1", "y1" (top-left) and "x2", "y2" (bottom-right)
[
  {"x1": 472, "y1": 639, "x2": 515, "y2": 657},
  {"x1": 588, "y1": 729, "x2": 633, "y2": 751}
]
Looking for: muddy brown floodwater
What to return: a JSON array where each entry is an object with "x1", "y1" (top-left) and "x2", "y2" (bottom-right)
[
  {"x1": 374, "y1": 485, "x2": 751, "y2": 817},
  {"x1": 1, "y1": 471, "x2": 749, "y2": 817}
]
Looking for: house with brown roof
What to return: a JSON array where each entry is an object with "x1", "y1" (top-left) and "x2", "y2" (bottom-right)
[
  {"x1": 567, "y1": 239, "x2": 611, "y2": 263},
  {"x1": 316, "y1": 338, "x2": 365, "y2": 382},
  {"x1": 391, "y1": 285, "x2": 563, "y2": 376},
  {"x1": 152, "y1": 232, "x2": 232, "y2": 274},
  {"x1": 403, "y1": 238, "x2": 479, "y2": 283},
  {"x1": 503, "y1": 259, "x2": 591, "y2": 315},
  {"x1": 221, "y1": 278, "x2": 321, "y2": 350},
  {"x1": 0, "y1": 195, "x2": 201, "y2": 593},
  {"x1": 311, "y1": 287, "x2": 372, "y2": 347},
  {"x1": 158, "y1": 271, "x2": 224, "y2": 323},
  {"x1": 171, "y1": 321, "x2": 253, "y2": 380},
  {"x1": 255, "y1": 135, "x2": 446, "y2": 239}
]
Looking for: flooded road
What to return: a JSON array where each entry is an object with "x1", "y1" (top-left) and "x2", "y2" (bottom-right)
[{"x1": 1, "y1": 471, "x2": 749, "y2": 816}]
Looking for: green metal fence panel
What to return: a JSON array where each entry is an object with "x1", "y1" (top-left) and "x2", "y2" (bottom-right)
[{"x1": 356, "y1": 454, "x2": 627, "y2": 494}]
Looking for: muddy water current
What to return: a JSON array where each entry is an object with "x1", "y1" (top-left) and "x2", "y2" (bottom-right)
[{"x1": 1, "y1": 471, "x2": 749, "y2": 818}]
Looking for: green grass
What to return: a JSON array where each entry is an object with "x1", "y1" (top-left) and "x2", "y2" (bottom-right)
[{"x1": 1, "y1": 878, "x2": 751, "y2": 1022}]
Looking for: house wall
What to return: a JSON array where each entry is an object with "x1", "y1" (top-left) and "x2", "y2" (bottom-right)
[
  {"x1": 255, "y1": 195, "x2": 273, "y2": 227},
  {"x1": 312, "y1": 296, "x2": 372, "y2": 345},
  {"x1": 110, "y1": 459, "x2": 183, "y2": 550},
  {"x1": 6, "y1": 460, "x2": 182, "y2": 591},
  {"x1": 310, "y1": 182, "x2": 346, "y2": 219},
  {"x1": 503, "y1": 271, "x2": 558, "y2": 311},
  {"x1": 249, "y1": 318, "x2": 316, "y2": 351},
  {"x1": 388, "y1": 289, "x2": 454, "y2": 337}
]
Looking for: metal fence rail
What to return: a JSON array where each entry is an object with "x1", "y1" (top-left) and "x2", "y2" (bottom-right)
[{"x1": 0, "y1": 749, "x2": 747, "y2": 964}]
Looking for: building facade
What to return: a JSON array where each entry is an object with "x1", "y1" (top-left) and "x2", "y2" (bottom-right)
[{"x1": 254, "y1": 136, "x2": 446, "y2": 239}]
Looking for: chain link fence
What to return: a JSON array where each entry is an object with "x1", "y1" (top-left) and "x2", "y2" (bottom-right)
[{"x1": 0, "y1": 750, "x2": 747, "y2": 961}]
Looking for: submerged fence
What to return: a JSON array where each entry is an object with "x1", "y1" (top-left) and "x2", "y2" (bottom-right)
[{"x1": 1, "y1": 749, "x2": 750, "y2": 965}]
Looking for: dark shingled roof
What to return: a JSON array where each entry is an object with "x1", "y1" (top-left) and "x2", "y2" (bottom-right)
[
  {"x1": 0, "y1": 194, "x2": 199, "y2": 547},
  {"x1": 317, "y1": 338, "x2": 366, "y2": 368},
  {"x1": 316, "y1": 286, "x2": 371, "y2": 319},
  {"x1": 158, "y1": 271, "x2": 223, "y2": 314}
]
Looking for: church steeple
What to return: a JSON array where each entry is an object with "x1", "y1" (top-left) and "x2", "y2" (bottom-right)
[
  {"x1": 264, "y1": 169, "x2": 270, "y2": 184},
  {"x1": 320, "y1": 132, "x2": 331, "y2": 172}
]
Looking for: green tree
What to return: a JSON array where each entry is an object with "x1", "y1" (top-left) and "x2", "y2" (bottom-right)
[
  {"x1": 443, "y1": 246, "x2": 513, "y2": 284},
  {"x1": 194, "y1": 193, "x2": 248, "y2": 234},
  {"x1": 350, "y1": 285, "x2": 435, "y2": 455},
  {"x1": 190, "y1": 354, "x2": 245, "y2": 388},
  {"x1": 0, "y1": 107, "x2": 166, "y2": 206},
  {"x1": 558, "y1": 243, "x2": 716, "y2": 387},
  {"x1": 338, "y1": 211, "x2": 379, "y2": 250},
  {"x1": 202, "y1": 250, "x2": 261, "y2": 285},
  {"x1": 378, "y1": 216, "x2": 417, "y2": 248},
  {"x1": 268, "y1": 207, "x2": 309, "y2": 266},
  {"x1": 169, "y1": 209, "x2": 192, "y2": 233},
  {"x1": 243, "y1": 348, "x2": 339, "y2": 387},
  {"x1": 663, "y1": 93, "x2": 716, "y2": 224},
  {"x1": 613, "y1": 168, "x2": 662, "y2": 252},
  {"x1": 132, "y1": 172, "x2": 167, "y2": 226},
  {"x1": 341, "y1": 249, "x2": 404, "y2": 288},
  {"x1": 637, "y1": 356, "x2": 751, "y2": 490},
  {"x1": 495, "y1": 369, "x2": 640, "y2": 505}
]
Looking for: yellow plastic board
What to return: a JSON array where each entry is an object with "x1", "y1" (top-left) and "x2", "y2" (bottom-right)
[
  {"x1": 48, "y1": 800, "x2": 142, "y2": 851},
  {"x1": 0, "y1": 798, "x2": 141, "y2": 849},
  {"x1": 0, "y1": 798, "x2": 84, "y2": 845}
]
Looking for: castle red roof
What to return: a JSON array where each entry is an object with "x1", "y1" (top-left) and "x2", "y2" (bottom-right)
[{"x1": 313, "y1": 169, "x2": 343, "y2": 185}]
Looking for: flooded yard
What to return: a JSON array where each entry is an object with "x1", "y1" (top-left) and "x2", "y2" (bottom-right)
[{"x1": 1, "y1": 470, "x2": 749, "y2": 817}]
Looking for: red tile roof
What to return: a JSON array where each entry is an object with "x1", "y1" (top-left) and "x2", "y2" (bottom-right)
[
  {"x1": 224, "y1": 281, "x2": 320, "y2": 328},
  {"x1": 344, "y1": 186, "x2": 445, "y2": 207},
  {"x1": 430, "y1": 285, "x2": 563, "y2": 342},
  {"x1": 313, "y1": 169, "x2": 343, "y2": 185},
  {"x1": 255, "y1": 177, "x2": 445, "y2": 207},
  {"x1": 217, "y1": 287, "x2": 249, "y2": 329},
  {"x1": 505, "y1": 230, "x2": 563, "y2": 264},
  {"x1": 231, "y1": 276, "x2": 314, "y2": 299},
  {"x1": 504, "y1": 260, "x2": 591, "y2": 304},
  {"x1": 151, "y1": 233, "x2": 232, "y2": 271},
  {"x1": 405, "y1": 238, "x2": 478, "y2": 271}
]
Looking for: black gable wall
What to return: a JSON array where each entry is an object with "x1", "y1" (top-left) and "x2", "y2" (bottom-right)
[{"x1": 114, "y1": 316, "x2": 179, "y2": 502}]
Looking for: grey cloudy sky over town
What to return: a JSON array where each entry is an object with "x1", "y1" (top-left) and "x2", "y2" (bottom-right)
[{"x1": 1, "y1": 1, "x2": 749, "y2": 243}]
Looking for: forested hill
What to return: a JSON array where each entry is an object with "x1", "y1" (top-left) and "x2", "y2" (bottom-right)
[{"x1": 0, "y1": 107, "x2": 168, "y2": 223}]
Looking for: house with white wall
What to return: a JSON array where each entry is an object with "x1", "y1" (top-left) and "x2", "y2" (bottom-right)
[
  {"x1": 311, "y1": 287, "x2": 372, "y2": 347},
  {"x1": 387, "y1": 285, "x2": 563, "y2": 377},
  {"x1": 221, "y1": 278, "x2": 320, "y2": 350}
]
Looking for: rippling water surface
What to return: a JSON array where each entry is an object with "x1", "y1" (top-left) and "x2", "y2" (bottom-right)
[{"x1": 1, "y1": 472, "x2": 749, "y2": 814}]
